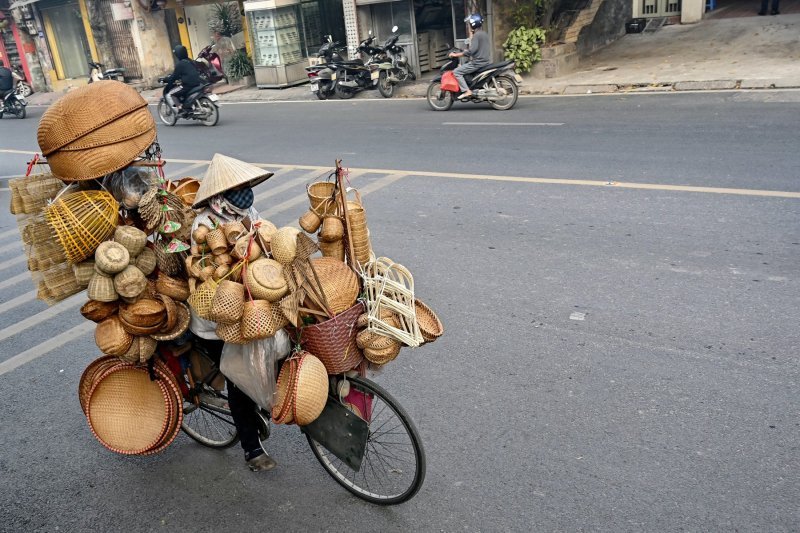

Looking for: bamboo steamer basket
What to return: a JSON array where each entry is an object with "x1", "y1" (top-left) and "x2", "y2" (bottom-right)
[
  {"x1": 215, "y1": 320, "x2": 247, "y2": 344},
  {"x1": 292, "y1": 353, "x2": 329, "y2": 426},
  {"x1": 245, "y1": 258, "x2": 288, "y2": 302},
  {"x1": 156, "y1": 273, "x2": 190, "y2": 302},
  {"x1": 72, "y1": 260, "x2": 95, "y2": 287},
  {"x1": 318, "y1": 239, "x2": 345, "y2": 262},
  {"x1": 87, "y1": 271, "x2": 118, "y2": 303},
  {"x1": 134, "y1": 247, "x2": 157, "y2": 276},
  {"x1": 80, "y1": 299, "x2": 118, "y2": 323},
  {"x1": 95, "y1": 241, "x2": 131, "y2": 275},
  {"x1": 241, "y1": 299, "x2": 288, "y2": 341},
  {"x1": 415, "y1": 299, "x2": 444, "y2": 343},
  {"x1": 187, "y1": 279, "x2": 217, "y2": 320},
  {"x1": 270, "y1": 227, "x2": 300, "y2": 264},
  {"x1": 209, "y1": 280, "x2": 245, "y2": 324},
  {"x1": 95, "y1": 316, "x2": 134, "y2": 357},
  {"x1": 319, "y1": 217, "x2": 344, "y2": 242},
  {"x1": 114, "y1": 225, "x2": 147, "y2": 257},
  {"x1": 113, "y1": 265, "x2": 147, "y2": 299},
  {"x1": 86, "y1": 365, "x2": 170, "y2": 455},
  {"x1": 306, "y1": 257, "x2": 360, "y2": 316},
  {"x1": 44, "y1": 191, "x2": 119, "y2": 264},
  {"x1": 307, "y1": 181, "x2": 337, "y2": 216},
  {"x1": 299, "y1": 210, "x2": 322, "y2": 233}
]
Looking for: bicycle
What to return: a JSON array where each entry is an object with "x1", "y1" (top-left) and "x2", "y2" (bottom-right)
[{"x1": 175, "y1": 339, "x2": 426, "y2": 505}]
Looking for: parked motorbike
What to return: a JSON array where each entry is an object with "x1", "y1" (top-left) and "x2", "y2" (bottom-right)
[
  {"x1": 426, "y1": 48, "x2": 522, "y2": 111},
  {"x1": 156, "y1": 79, "x2": 219, "y2": 127},
  {"x1": 0, "y1": 83, "x2": 27, "y2": 119},
  {"x1": 331, "y1": 33, "x2": 383, "y2": 99},
  {"x1": 88, "y1": 61, "x2": 125, "y2": 83},
  {"x1": 305, "y1": 36, "x2": 346, "y2": 100},
  {"x1": 12, "y1": 65, "x2": 33, "y2": 98},
  {"x1": 195, "y1": 44, "x2": 227, "y2": 85},
  {"x1": 374, "y1": 26, "x2": 415, "y2": 98}
]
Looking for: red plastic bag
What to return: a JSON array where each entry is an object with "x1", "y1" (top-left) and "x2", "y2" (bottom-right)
[{"x1": 440, "y1": 71, "x2": 459, "y2": 92}]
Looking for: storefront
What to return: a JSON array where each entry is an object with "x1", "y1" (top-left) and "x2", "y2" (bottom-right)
[
  {"x1": 38, "y1": 0, "x2": 95, "y2": 81},
  {"x1": 353, "y1": 0, "x2": 491, "y2": 78}
]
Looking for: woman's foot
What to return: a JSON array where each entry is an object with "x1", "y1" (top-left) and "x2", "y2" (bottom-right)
[{"x1": 247, "y1": 452, "x2": 277, "y2": 472}]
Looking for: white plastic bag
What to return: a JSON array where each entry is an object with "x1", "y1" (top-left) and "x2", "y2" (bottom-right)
[{"x1": 220, "y1": 329, "x2": 291, "y2": 411}]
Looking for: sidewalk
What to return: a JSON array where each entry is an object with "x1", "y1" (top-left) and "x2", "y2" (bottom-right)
[{"x1": 25, "y1": 13, "x2": 800, "y2": 107}]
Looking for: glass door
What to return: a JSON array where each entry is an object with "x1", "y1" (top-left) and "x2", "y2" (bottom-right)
[{"x1": 41, "y1": 3, "x2": 91, "y2": 79}]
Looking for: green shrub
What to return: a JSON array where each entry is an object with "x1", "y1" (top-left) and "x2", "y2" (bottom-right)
[
  {"x1": 502, "y1": 26, "x2": 547, "y2": 73},
  {"x1": 226, "y1": 49, "x2": 254, "y2": 81}
]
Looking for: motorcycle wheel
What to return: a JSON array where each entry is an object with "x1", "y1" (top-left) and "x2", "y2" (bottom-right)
[
  {"x1": 334, "y1": 83, "x2": 355, "y2": 100},
  {"x1": 489, "y1": 76, "x2": 519, "y2": 111},
  {"x1": 377, "y1": 71, "x2": 394, "y2": 98},
  {"x1": 18, "y1": 84, "x2": 33, "y2": 98},
  {"x1": 11, "y1": 100, "x2": 25, "y2": 119},
  {"x1": 198, "y1": 97, "x2": 219, "y2": 127},
  {"x1": 315, "y1": 82, "x2": 329, "y2": 100},
  {"x1": 157, "y1": 98, "x2": 178, "y2": 126},
  {"x1": 426, "y1": 82, "x2": 453, "y2": 112}
]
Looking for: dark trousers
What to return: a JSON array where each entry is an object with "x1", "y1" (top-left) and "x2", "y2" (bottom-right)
[
  {"x1": 204, "y1": 339, "x2": 263, "y2": 457},
  {"x1": 760, "y1": 0, "x2": 778, "y2": 12}
]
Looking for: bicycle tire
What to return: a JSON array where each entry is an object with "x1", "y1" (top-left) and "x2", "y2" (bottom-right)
[
  {"x1": 306, "y1": 376, "x2": 426, "y2": 505},
  {"x1": 181, "y1": 383, "x2": 239, "y2": 449}
]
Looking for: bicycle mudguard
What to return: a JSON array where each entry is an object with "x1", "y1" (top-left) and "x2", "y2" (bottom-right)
[{"x1": 302, "y1": 398, "x2": 369, "y2": 471}]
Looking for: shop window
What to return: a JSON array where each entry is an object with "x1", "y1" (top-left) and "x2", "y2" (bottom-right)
[{"x1": 41, "y1": 4, "x2": 91, "y2": 79}]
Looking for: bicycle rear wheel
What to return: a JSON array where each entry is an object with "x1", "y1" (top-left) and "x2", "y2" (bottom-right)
[
  {"x1": 307, "y1": 376, "x2": 426, "y2": 505},
  {"x1": 181, "y1": 382, "x2": 239, "y2": 449}
]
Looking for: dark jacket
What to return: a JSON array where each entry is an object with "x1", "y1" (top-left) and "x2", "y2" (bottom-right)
[
  {"x1": 164, "y1": 46, "x2": 201, "y2": 88},
  {"x1": 0, "y1": 67, "x2": 13, "y2": 91}
]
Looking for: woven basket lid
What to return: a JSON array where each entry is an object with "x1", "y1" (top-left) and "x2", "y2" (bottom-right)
[
  {"x1": 86, "y1": 365, "x2": 171, "y2": 455},
  {"x1": 151, "y1": 302, "x2": 190, "y2": 341},
  {"x1": 248, "y1": 258, "x2": 286, "y2": 291},
  {"x1": 46, "y1": 130, "x2": 156, "y2": 182},
  {"x1": 192, "y1": 154, "x2": 273, "y2": 208}
]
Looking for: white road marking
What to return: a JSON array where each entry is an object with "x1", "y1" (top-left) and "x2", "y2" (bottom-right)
[
  {"x1": 0, "y1": 291, "x2": 36, "y2": 315},
  {"x1": 0, "y1": 254, "x2": 26, "y2": 272},
  {"x1": 442, "y1": 122, "x2": 564, "y2": 126},
  {"x1": 0, "y1": 293, "x2": 82, "y2": 343},
  {"x1": 0, "y1": 271, "x2": 31, "y2": 291},
  {"x1": 0, "y1": 322, "x2": 94, "y2": 377},
  {"x1": 254, "y1": 168, "x2": 343, "y2": 204},
  {"x1": 165, "y1": 161, "x2": 207, "y2": 179},
  {"x1": 0, "y1": 239, "x2": 24, "y2": 255}
]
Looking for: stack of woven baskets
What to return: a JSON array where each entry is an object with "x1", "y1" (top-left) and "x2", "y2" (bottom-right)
[{"x1": 79, "y1": 356, "x2": 183, "y2": 455}]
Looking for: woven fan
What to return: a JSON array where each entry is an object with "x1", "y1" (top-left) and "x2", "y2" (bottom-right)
[{"x1": 362, "y1": 257, "x2": 423, "y2": 348}]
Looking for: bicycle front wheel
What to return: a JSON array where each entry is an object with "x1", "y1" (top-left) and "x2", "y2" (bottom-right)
[
  {"x1": 181, "y1": 384, "x2": 239, "y2": 449},
  {"x1": 307, "y1": 376, "x2": 426, "y2": 505}
]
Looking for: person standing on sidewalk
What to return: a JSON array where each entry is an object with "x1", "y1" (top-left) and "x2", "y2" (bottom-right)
[
  {"x1": 449, "y1": 13, "x2": 491, "y2": 100},
  {"x1": 758, "y1": 0, "x2": 779, "y2": 15}
]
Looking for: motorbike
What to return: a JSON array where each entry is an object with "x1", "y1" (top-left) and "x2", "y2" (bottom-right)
[
  {"x1": 0, "y1": 83, "x2": 27, "y2": 119},
  {"x1": 426, "y1": 48, "x2": 522, "y2": 111},
  {"x1": 156, "y1": 79, "x2": 219, "y2": 127},
  {"x1": 374, "y1": 26, "x2": 415, "y2": 98},
  {"x1": 88, "y1": 61, "x2": 125, "y2": 83},
  {"x1": 330, "y1": 33, "x2": 384, "y2": 99},
  {"x1": 195, "y1": 44, "x2": 227, "y2": 85},
  {"x1": 12, "y1": 65, "x2": 33, "y2": 98},
  {"x1": 305, "y1": 36, "x2": 346, "y2": 100}
]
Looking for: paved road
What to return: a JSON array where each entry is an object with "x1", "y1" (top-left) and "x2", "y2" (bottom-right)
[{"x1": 0, "y1": 92, "x2": 798, "y2": 532}]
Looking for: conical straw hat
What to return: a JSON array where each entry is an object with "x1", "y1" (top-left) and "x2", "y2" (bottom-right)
[{"x1": 192, "y1": 154, "x2": 273, "y2": 208}]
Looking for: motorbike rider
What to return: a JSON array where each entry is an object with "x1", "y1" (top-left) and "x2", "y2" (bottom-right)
[
  {"x1": 0, "y1": 65, "x2": 23, "y2": 101},
  {"x1": 448, "y1": 13, "x2": 491, "y2": 100},
  {"x1": 162, "y1": 45, "x2": 202, "y2": 112}
]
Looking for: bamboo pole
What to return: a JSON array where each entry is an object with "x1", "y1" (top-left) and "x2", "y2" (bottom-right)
[{"x1": 336, "y1": 160, "x2": 357, "y2": 271}]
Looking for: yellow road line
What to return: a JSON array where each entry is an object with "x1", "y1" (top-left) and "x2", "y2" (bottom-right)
[{"x1": 2, "y1": 149, "x2": 798, "y2": 199}]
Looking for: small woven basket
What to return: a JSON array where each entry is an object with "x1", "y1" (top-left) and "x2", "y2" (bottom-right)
[
  {"x1": 209, "y1": 280, "x2": 245, "y2": 324},
  {"x1": 87, "y1": 271, "x2": 119, "y2": 303},
  {"x1": 134, "y1": 247, "x2": 157, "y2": 276},
  {"x1": 114, "y1": 225, "x2": 147, "y2": 257},
  {"x1": 94, "y1": 241, "x2": 131, "y2": 275},
  {"x1": 298, "y1": 301, "x2": 364, "y2": 374},
  {"x1": 318, "y1": 239, "x2": 345, "y2": 262},
  {"x1": 80, "y1": 299, "x2": 118, "y2": 322},
  {"x1": 306, "y1": 257, "x2": 360, "y2": 316},
  {"x1": 156, "y1": 273, "x2": 190, "y2": 302},
  {"x1": 113, "y1": 265, "x2": 147, "y2": 299},
  {"x1": 270, "y1": 227, "x2": 300, "y2": 264},
  {"x1": 95, "y1": 316, "x2": 134, "y2": 357},
  {"x1": 187, "y1": 279, "x2": 217, "y2": 320},
  {"x1": 319, "y1": 217, "x2": 344, "y2": 242},
  {"x1": 299, "y1": 210, "x2": 322, "y2": 233},
  {"x1": 223, "y1": 222, "x2": 247, "y2": 245},
  {"x1": 307, "y1": 181, "x2": 337, "y2": 216},
  {"x1": 363, "y1": 340, "x2": 402, "y2": 365},
  {"x1": 245, "y1": 259, "x2": 288, "y2": 302},
  {"x1": 415, "y1": 298, "x2": 444, "y2": 343},
  {"x1": 118, "y1": 298, "x2": 166, "y2": 328},
  {"x1": 215, "y1": 320, "x2": 247, "y2": 344},
  {"x1": 205, "y1": 228, "x2": 228, "y2": 255},
  {"x1": 241, "y1": 300, "x2": 288, "y2": 341},
  {"x1": 44, "y1": 191, "x2": 119, "y2": 264}
]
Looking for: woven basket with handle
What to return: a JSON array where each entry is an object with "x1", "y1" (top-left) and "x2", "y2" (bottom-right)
[{"x1": 298, "y1": 301, "x2": 364, "y2": 374}]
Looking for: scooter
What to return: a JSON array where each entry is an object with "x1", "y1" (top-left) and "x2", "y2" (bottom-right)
[
  {"x1": 156, "y1": 79, "x2": 219, "y2": 127},
  {"x1": 195, "y1": 44, "x2": 227, "y2": 85},
  {"x1": 331, "y1": 33, "x2": 383, "y2": 99},
  {"x1": 88, "y1": 61, "x2": 125, "y2": 83},
  {"x1": 0, "y1": 83, "x2": 27, "y2": 119},
  {"x1": 426, "y1": 48, "x2": 522, "y2": 111},
  {"x1": 374, "y1": 26, "x2": 415, "y2": 98},
  {"x1": 12, "y1": 65, "x2": 33, "y2": 98},
  {"x1": 306, "y1": 36, "x2": 346, "y2": 100}
]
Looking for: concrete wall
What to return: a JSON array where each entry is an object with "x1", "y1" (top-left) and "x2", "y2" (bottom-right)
[
  {"x1": 681, "y1": 0, "x2": 704, "y2": 23},
  {"x1": 130, "y1": 3, "x2": 175, "y2": 86},
  {"x1": 575, "y1": 0, "x2": 631, "y2": 57}
]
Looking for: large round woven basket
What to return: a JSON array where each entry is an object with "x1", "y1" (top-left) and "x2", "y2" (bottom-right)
[
  {"x1": 298, "y1": 301, "x2": 364, "y2": 374},
  {"x1": 37, "y1": 81, "x2": 156, "y2": 181},
  {"x1": 151, "y1": 302, "x2": 191, "y2": 341},
  {"x1": 140, "y1": 362, "x2": 184, "y2": 455},
  {"x1": 44, "y1": 191, "x2": 120, "y2": 264},
  {"x1": 79, "y1": 355, "x2": 120, "y2": 414},
  {"x1": 86, "y1": 365, "x2": 171, "y2": 455},
  {"x1": 292, "y1": 352, "x2": 328, "y2": 426},
  {"x1": 272, "y1": 357, "x2": 299, "y2": 425},
  {"x1": 245, "y1": 259, "x2": 288, "y2": 302}
]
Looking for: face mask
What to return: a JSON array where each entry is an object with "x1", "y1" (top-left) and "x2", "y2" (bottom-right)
[{"x1": 223, "y1": 187, "x2": 254, "y2": 210}]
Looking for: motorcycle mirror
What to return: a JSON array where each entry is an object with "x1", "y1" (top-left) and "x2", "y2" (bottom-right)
[{"x1": 392, "y1": 25, "x2": 398, "y2": 33}]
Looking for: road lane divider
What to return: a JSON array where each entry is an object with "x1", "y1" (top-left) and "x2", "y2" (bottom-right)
[
  {"x1": 0, "y1": 271, "x2": 31, "y2": 291},
  {"x1": 0, "y1": 293, "x2": 82, "y2": 343},
  {"x1": 0, "y1": 254, "x2": 26, "y2": 272},
  {"x1": 0, "y1": 291, "x2": 35, "y2": 315},
  {"x1": 0, "y1": 322, "x2": 94, "y2": 377},
  {"x1": 442, "y1": 122, "x2": 565, "y2": 126}
]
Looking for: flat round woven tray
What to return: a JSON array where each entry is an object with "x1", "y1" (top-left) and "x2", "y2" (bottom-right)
[
  {"x1": 86, "y1": 365, "x2": 170, "y2": 455},
  {"x1": 78, "y1": 355, "x2": 119, "y2": 414}
]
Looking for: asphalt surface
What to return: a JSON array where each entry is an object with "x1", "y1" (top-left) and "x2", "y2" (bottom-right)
[{"x1": 0, "y1": 92, "x2": 798, "y2": 532}]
